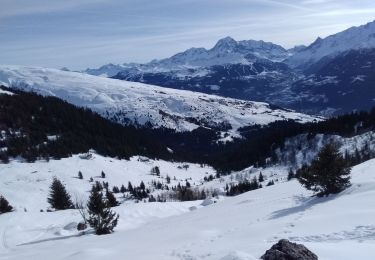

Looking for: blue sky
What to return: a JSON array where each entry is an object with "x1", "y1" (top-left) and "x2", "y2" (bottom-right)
[{"x1": 1, "y1": 0, "x2": 375, "y2": 69}]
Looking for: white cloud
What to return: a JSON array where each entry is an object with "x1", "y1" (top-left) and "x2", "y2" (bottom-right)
[{"x1": 0, "y1": 0, "x2": 106, "y2": 19}]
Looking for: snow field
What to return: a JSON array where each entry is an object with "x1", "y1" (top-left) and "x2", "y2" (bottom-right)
[{"x1": 0, "y1": 156, "x2": 374, "y2": 259}]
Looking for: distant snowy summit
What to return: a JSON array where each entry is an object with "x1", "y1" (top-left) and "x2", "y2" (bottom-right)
[
  {"x1": 0, "y1": 65, "x2": 318, "y2": 139},
  {"x1": 86, "y1": 20, "x2": 375, "y2": 77},
  {"x1": 286, "y1": 20, "x2": 375, "y2": 69},
  {"x1": 85, "y1": 36, "x2": 293, "y2": 77}
]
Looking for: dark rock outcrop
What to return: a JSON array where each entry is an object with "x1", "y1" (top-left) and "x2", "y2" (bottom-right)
[
  {"x1": 261, "y1": 239, "x2": 318, "y2": 260},
  {"x1": 77, "y1": 222, "x2": 87, "y2": 231}
]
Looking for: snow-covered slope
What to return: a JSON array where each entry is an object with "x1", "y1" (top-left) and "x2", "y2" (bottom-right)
[
  {"x1": 0, "y1": 65, "x2": 318, "y2": 135},
  {"x1": 0, "y1": 153, "x2": 217, "y2": 211},
  {"x1": 287, "y1": 20, "x2": 375, "y2": 68},
  {"x1": 1, "y1": 155, "x2": 375, "y2": 259}
]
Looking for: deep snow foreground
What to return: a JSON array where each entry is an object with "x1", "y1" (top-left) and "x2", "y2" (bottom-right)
[
  {"x1": 0, "y1": 65, "x2": 317, "y2": 135},
  {"x1": 1, "y1": 156, "x2": 375, "y2": 259}
]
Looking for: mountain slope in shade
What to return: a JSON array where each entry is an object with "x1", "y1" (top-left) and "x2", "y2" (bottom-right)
[
  {"x1": 0, "y1": 65, "x2": 318, "y2": 137},
  {"x1": 287, "y1": 48, "x2": 375, "y2": 115},
  {"x1": 286, "y1": 20, "x2": 375, "y2": 69}
]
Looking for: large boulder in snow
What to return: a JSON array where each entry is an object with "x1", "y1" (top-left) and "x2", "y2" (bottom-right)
[{"x1": 261, "y1": 239, "x2": 318, "y2": 260}]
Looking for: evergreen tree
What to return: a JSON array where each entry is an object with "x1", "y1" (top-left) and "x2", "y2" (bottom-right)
[
  {"x1": 0, "y1": 195, "x2": 13, "y2": 214},
  {"x1": 258, "y1": 172, "x2": 264, "y2": 182},
  {"x1": 112, "y1": 186, "x2": 120, "y2": 193},
  {"x1": 47, "y1": 177, "x2": 73, "y2": 210},
  {"x1": 166, "y1": 175, "x2": 171, "y2": 184},
  {"x1": 106, "y1": 190, "x2": 119, "y2": 207},
  {"x1": 139, "y1": 181, "x2": 145, "y2": 190},
  {"x1": 298, "y1": 144, "x2": 351, "y2": 197},
  {"x1": 127, "y1": 181, "x2": 133, "y2": 193},
  {"x1": 148, "y1": 195, "x2": 156, "y2": 202},
  {"x1": 200, "y1": 190, "x2": 207, "y2": 200},
  {"x1": 120, "y1": 184, "x2": 126, "y2": 193},
  {"x1": 93, "y1": 181, "x2": 103, "y2": 192},
  {"x1": 151, "y1": 166, "x2": 160, "y2": 176},
  {"x1": 101, "y1": 171, "x2": 106, "y2": 178},
  {"x1": 78, "y1": 171, "x2": 83, "y2": 180},
  {"x1": 87, "y1": 186, "x2": 119, "y2": 235},
  {"x1": 250, "y1": 177, "x2": 259, "y2": 189},
  {"x1": 287, "y1": 169, "x2": 295, "y2": 181}
]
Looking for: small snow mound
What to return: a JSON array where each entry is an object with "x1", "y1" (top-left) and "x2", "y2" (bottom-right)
[
  {"x1": 189, "y1": 206, "x2": 198, "y2": 211},
  {"x1": 200, "y1": 198, "x2": 215, "y2": 206},
  {"x1": 219, "y1": 251, "x2": 257, "y2": 260},
  {"x1": 63, "y1": 222, "x2": 79, "y2": 231}
]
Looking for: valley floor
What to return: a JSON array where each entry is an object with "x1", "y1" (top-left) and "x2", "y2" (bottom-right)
[{"x1": 1, "y1": 156, "x2": 375, "y2": 259}]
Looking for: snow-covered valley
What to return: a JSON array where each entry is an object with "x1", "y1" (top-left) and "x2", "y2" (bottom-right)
[{"x1": 1, "y1": 153, "x2": 375, "y2": 260}]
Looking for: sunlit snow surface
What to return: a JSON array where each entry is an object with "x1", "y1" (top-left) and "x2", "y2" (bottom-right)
[
  {"x1": 287, "y1": 21, "x2": 375, "y2": 68},
  {"x1": 0, "y1": 154, "x2": 375, "y2": 260},
  {"x1": 0, "y1": 65, "x2": 318, "y2": 136}
]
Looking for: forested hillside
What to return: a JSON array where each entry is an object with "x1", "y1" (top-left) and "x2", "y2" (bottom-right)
[{"x1": 2, "y1": 86, "x2": 375, "y2": 173}]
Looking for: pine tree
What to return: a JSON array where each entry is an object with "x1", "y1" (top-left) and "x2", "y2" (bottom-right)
[
  {"x1": 106, "y1": 190, "x2": 119, "y2": 207},
  {"x1": 298, "y1": 144, "x2": 351, "y2": 197},
  {"x1": 101, "y1": 171, "x2": 106, "y2": 178},
  {"x1": 127, "y1": 181, "x2": 133, "y2": 193},
  {"x1": 151, "y1": 166, "x2": 160, "y2": 176},
  {"x1": 93, "y1": 181, "x2": 103, "y2": 192},
  {"x1": 258, "y1": 172, "x2": 264, "y2": 182},
  {"x1": 120, "y1": 184, "x2": 126, "y2": 193},
  {"x1": 0, "y1": 195, "x2": 13, "y2": 214},
  {"x1": 112, "y1": 186, "x2": 120, "y2": 193},
  {"x1": 87, "y1": 186, "x2": 119, "y2": 235},
  {"x1": 78, "y1": 171, "x2": 83, "y2": 180},
  {"x1": 139, "y1": 181, "x2": 145, "y2": 190},
  {"x1": 250, "y1": 177, "x2": 259, "y2": 189},
  {"x1": 47, "y1": 177, "x2": 73, "y2": 210},
  {"x1": 287, "y1": 169, "x2": 295, "y2": 181}
]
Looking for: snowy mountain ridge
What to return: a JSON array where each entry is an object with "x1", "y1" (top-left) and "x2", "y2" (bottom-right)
[
  {"x1": 286, "y1": 20, "x2": 375, "y2": 68},
  {"x1": 83, "y1": 20, "x2": 375, "y2": 117},
  {"x1": 85, "y1": 21, "x2": 375, "y2": 77},
  {"x1": 0, "y1": 65, "x2": 318, "y2": 137},
  {"x1": 85, "y1": 36, "x2": 290, "y2": 77}
]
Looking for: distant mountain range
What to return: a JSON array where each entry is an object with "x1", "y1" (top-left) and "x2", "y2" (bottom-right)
[{"x1": 85, "y1": 20, "x2": 375, "y2": 116}]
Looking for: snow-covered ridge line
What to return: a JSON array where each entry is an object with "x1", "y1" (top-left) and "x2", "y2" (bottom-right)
[
  {"x1": 287, "y1": 20, "x2": 375, "y2": 68},
  {"x1": 0, "y1": 65, "x2": 318, "y2": 135},
  {"x1": 85, "y1": 36, "x2": 290, "y2": 77},
  {"x1": 86, "y1": 20, "x2": 375, "y2": 77}
]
